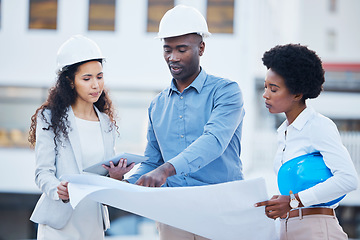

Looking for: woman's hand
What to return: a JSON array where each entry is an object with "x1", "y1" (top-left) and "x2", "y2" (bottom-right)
[
  {"x1": 103, "y1": 158, "x2": 135, "y2": 181},
  {"x1": 254, "y1": 195, "x2": 291, "y2": 219},
  {"x1": 57, "y1": 181, "x2": 70, "y2": 203}
]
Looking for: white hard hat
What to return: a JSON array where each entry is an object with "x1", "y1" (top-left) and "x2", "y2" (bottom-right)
[
  {"x1": 56, "y1": 35, "x2": 104, "y2": 72},
  {"x1": 156, "y1": 5, "x2": 211, "y2": 39}
]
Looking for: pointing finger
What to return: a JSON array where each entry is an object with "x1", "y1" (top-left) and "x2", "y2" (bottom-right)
[{"x1": 254, "y1": 200, "x2": 269, "y2": 207}]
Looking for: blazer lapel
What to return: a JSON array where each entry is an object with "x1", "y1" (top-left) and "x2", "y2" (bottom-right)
[{"x1": 67, "y1": 106, "x2": 83, "y2": 172}]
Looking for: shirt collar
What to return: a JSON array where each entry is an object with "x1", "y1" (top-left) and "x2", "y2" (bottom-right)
[
  {"x1": 277, "y1": 106, "x2": 315, "y2": 132},
  {"x1": 168, "y1": 68, "x2": 207, "y2": 96}
]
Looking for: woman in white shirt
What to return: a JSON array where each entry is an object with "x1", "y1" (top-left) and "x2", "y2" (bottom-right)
[
  {"x1": 28, "y1": 35, "x2": 134, "y2": 240},
  {"x1": 255, "y1": 44, "x2": 358, "y2": 240}
]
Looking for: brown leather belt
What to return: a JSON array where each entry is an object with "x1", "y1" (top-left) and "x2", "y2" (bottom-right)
[{"x1": 288, "y1": 207, "x2": 334, "y2": 218}]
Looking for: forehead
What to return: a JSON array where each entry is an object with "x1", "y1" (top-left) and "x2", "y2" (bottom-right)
[
  {"x1": 163, "y1": 34, "x2": 200, "y2": 46},
  {"x1": 77, "y1": 61, "x2": 102, "y2": 71},
  {"x1": 265, "y1": 68, "x2": 285, "y2": 85}
]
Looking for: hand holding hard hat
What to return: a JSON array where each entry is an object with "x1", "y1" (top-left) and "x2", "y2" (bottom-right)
[{"x1": 277, "y1": 152, "x2": 346, "y2": 206}]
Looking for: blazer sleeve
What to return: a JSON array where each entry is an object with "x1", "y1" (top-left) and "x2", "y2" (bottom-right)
[{"x1": 34, "y1": 110, "x2": 61, "y2": 200}]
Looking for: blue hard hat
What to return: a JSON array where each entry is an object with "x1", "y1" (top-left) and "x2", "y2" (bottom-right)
[{"x1": 278, "y1": 152, "x2": 345, "y2": 206}]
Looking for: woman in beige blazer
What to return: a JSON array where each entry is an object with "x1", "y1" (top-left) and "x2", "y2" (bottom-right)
[{"x1": 28, "y1": 35, "x2": 133, "y2": 240}]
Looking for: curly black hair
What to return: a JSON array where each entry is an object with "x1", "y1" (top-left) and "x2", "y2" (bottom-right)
[
  {"x1": 262, "y1": 44, "x2": 325, "y2": 101},
  {"x1": 29, "y1": 59, "x2": 118, "y2": 153}
]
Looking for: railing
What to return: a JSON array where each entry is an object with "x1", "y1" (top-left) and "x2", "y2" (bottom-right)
[{"x1": 341, "y1": 131, "x2": 360, "y2": 173}]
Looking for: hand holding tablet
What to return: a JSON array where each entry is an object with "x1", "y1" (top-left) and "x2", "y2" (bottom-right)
[{"x1": 83, "y1": 152, "x2": 148, "y2": 176}]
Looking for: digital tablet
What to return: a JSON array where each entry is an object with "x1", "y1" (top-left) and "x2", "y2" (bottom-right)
[{"x1": 83, "y1": 152, "x2": 148, "y2": 176}]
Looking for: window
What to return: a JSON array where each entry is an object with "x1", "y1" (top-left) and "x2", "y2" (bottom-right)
[
  {"x1": 207, "y1": 0, "x2": 234, "y2": 34},
  {"x1": 29, "y1": 0, "x2": 57, "y2": 29},
  {"x1": 147, "y1": 0, "x2": 173, "y2": 33},
  {"x1": 0, "y1": 85, "x2": 158, "y2": 151},
  {"x1": 329, "y1": 0, "x2": 337, "y2": 13},
  {"x1": 88, "y1": 0, "x2": 116, "y2": 31},
  {"x1": 334, "y1": 119, "x2": 360, "y2": 132},
  {"x1": 0, "y1": 86, "x2": 48, "y2": 148}
]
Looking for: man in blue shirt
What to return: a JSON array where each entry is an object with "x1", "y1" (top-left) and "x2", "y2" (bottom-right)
[{"x1": 126, "y1": 5, "x2": 245, "y2": 239}]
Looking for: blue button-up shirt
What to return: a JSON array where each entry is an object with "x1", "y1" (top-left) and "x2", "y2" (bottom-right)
[{"x1": 127, "y1": 69, "x2": 245, "y2": 187}]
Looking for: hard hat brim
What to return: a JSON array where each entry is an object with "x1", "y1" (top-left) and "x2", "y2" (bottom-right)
[{"x1": 155, "y1": 31, "x2": 211, "y2": 40}]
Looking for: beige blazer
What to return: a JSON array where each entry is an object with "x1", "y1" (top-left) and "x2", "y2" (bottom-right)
[{"x1": 30, "y1": 106, "x2": 116, "y2": 229}]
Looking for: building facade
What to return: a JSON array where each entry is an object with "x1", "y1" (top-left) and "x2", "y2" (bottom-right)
[{"x1": 0, "y1": 0, "x2": 359, "y2": 239}]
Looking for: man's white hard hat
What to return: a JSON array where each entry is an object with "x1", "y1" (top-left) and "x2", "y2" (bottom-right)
[
  {"x1": 56, "y1": 35, "x2": 104, "y2": 72},
  {"x1": 156, "y1": 5, "x2": 211, "y2": 39}
]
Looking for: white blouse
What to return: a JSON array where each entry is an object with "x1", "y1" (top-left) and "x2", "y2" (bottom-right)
[
  {"x1": 75, "y1": 117, "x2": 105, "y2": 170},
  {"x1": 274, "y1": 107, "x2": 358, "y2": 207}
]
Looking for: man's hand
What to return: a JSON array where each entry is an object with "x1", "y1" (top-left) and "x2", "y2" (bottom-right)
[
  {"x1": 135, "y1": 162, "x2": 176, "y2": 187},
  {"x1": 254, "y1": 195, "x2": 291, "y2": 219}
]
